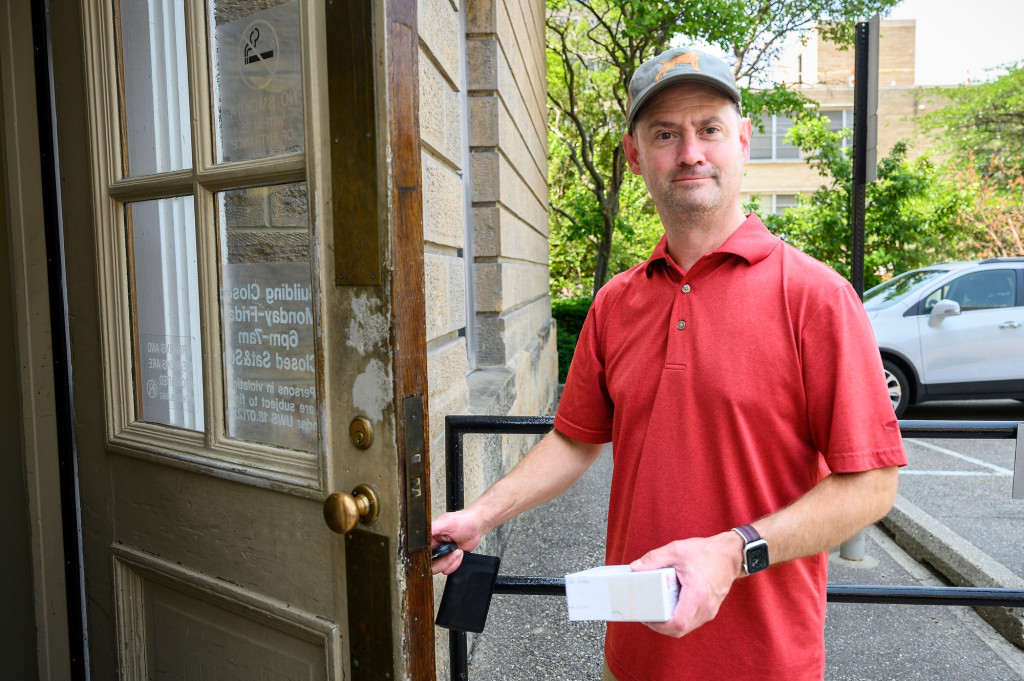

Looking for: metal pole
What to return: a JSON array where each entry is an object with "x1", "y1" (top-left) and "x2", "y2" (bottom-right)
[
  {"x1": 1012, "y1": 423, "x2": 1024, "y2": 500},
  {"x1": 849, "y1": 19, "x2": 871, "y2": 299},
  {"x1": 443, "y1": 422, "x2": 468, "y2": 681},
  {"x1": 842, "y1": 16, "x2": 878, "y2": 561},
  {"x1": 490, "y1": 576, "x2": 1024, "y2": 608}
]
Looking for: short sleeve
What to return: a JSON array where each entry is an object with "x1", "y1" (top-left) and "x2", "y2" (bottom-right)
[
  {"x1": 553, "y1": 300, "x2": 614, "y2": 444},
  {"x1": 801, "y1": 283, "x2": 906, "y2": 472}
]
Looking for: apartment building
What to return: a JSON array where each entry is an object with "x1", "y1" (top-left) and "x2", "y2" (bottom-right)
[{"x1": 743, "y1": 20, "x2": 926, "y2": 213}]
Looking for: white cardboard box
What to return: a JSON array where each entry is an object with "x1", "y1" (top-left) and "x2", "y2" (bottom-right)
[{"x1": 564, "y1": 565, "x2": 679, "y2": 622}]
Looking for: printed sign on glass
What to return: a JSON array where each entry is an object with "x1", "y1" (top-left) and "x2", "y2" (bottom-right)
[{"x1": 211, "y1": 0, "x2": 303, "y2": 163}]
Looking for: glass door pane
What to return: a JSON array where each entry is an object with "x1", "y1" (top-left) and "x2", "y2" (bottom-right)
[
  {"x1": 128, "y1": 196, "x2": 204, "y2": 429},
  {"x1": 209, "y1": 0, "x2": 305, "y2": 164},
  {"x1": 117, "y1": 0, "x2": 192, "y2": 177},
  {"x1": 219, "y1": 182, "x2": 318, "y2": 452}
]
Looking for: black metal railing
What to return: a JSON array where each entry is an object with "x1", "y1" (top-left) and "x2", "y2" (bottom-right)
[{"x1": 443, "y1": 415, "x2": 1024, "y2": 681}]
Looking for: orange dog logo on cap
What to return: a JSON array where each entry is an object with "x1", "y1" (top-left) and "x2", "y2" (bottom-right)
[{"x1": 655, "y1": 51, "x2": 701, "y2": 81}]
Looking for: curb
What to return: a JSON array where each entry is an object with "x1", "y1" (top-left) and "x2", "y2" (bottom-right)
[{"x1": 882, "y1": 494, "x2": 1024, "y2": 648}]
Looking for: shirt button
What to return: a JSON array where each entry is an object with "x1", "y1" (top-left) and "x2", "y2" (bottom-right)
[
  {"x1": 682, "y1": 284, "x2": 691, "y2": 293},
  {"x1": 676, "y1": 320, "x2": 686, "y2": 330}
]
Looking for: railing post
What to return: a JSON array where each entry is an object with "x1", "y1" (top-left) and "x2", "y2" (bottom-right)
[
  {"x1": 1013, "y1": 423, "x2": 1023, "y2": 500},
  {"x1": 444, "y1": 419, "x2": 468, "y2": 681}
]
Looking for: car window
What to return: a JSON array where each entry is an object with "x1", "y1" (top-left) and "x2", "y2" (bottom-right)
[
  {"x1": 863, "y1": 268, "x2": 950, "y2": 309},
  {"x1": 923, "y1": 269, "x2": 1017, "y2": 313}
]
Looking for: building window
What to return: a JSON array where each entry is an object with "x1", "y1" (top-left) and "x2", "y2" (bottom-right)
[
  {"x1": 772, "y1": 194, "x2": 798, "y2": 213},
  {"x1": 747, "y1": 194, "x2": 799, "y2": 215},
  {"x1": 823, "y1": 109, "x2": 854, "y2": 148},
  {"x1": 750, "y1": 114, "x2": 800, "y2": 161}
]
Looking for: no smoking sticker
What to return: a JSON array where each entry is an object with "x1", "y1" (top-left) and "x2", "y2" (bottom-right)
[{"x1": 240, "y1": 20, "x2": 279, "y2": 90}]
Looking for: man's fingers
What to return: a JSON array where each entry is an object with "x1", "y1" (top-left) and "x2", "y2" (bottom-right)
[
  {"x1": 630, "y1": 546, "x2": 668, "y2": 572},
  {"x1": 431, "y1": 549, "x2": 464, "y2": 575}
]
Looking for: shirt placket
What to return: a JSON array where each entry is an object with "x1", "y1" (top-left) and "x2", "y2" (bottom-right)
[
  {"x1": 665, "y1": 268, "x2": 695, "y2": 367},
  {"x1": 664, "y1": 253, "x2": 724, "y2": 366},
  {"x1": 667, "y1": 281, "x2": 694, "y2": 363}
]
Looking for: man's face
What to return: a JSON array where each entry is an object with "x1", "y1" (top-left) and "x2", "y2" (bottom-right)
[{"x1": 623, "y1": 83, "x2": 751, "y2": 223}]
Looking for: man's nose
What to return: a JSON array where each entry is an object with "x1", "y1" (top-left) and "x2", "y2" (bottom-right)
[{"x1": 676, "y1": 134, "x2": 706, "y2": 166}]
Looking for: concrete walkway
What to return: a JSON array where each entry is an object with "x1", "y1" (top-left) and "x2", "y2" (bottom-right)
[{"x1": 463, "y1": 400, "x2": 1024, "y2": 680}]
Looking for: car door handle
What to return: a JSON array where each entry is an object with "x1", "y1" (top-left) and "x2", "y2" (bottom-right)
[{"x1": 1000, "y1": 321, "x2": 1023, "y2": 329}]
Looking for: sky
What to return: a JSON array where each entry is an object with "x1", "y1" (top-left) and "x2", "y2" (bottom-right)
[
  {"x1": 887, "y1": 0, "x2": 1024, "y2": 85},
  {"x1": 763, "y1": 0, "x2": 1024, "y2": 86}
]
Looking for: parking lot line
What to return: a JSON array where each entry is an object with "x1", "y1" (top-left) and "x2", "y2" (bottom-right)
[{"x1": 904, "y1": 438, "x2": 1014, "y2": 475}]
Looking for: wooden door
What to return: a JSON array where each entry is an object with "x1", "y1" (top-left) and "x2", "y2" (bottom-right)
[{"x1": 51, "y1": 0, "x2": 433, "y2": 679}]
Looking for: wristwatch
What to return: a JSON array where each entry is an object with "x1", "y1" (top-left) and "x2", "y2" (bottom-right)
[{"x1": 732, "y1": 524, "x2": 770, "y2": 575}]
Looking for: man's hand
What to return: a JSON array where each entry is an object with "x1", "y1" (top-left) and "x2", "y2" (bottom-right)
[
  {"x1": 430, "y1": 509, "x2": 485, "y2": 575},
  {"x1": 429, "y1": 430, "x2": 605, "y2": 576},
  {"x1": 630, "y1": 531, "x2": 745, "y2": 638}
]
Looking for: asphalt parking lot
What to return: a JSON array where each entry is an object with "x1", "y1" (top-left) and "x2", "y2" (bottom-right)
[
  {"x1": 897, "y1": 400, "x2": 1023, "y2": 583},
  {"x1": 459, "y1": 400, "x2": 1024, "y2": 680}
]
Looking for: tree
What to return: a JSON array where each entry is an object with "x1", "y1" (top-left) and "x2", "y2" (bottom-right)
[
  {"x1": 546, "y1": 0, "x2": 902, "y2": 297},
  {"x1": 919, "y1": 63, "x2": 1024, "y2": 178},
  {"x1": 917, "y1": 65, "x2": 1024, "y2": 258},
  {"x1": 763, "y1": 114, "x2": 973, "y2": 287},
  {"x1": 548, "y1": 127, "x2": 661, "y2": 297},
  {"x1": 946, "y1": 156, "x2": 1024, "y2": 258}
]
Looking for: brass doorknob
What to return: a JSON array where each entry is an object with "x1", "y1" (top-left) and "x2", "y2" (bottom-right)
[{"x1": 323, "y1": 484, "x2": 379, "y2": 533}]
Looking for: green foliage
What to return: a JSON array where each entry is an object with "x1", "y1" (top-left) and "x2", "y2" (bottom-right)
[
  {"x1": 919, "y1": 63, "x2": 1024, "y2": 178},
  {"x1": 765, "y1": 114, "x2": 974, "y2": 287},
  {"x1": 551, "y1": 296, "x2": 594, "y2": 383},
  {"x1": 547, "y1": 0, "x2": 903, "y2": 298},
  {"x1": 548, "y1": 148, "x2": 661, "y2": 297},
  {"x1": 916, "y1": 66, "x2": 1024, "y2": 257}
]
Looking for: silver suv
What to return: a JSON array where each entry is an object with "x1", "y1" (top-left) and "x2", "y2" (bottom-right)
[{"x1": 863, "y1": 258, "x2": 1024, "y2": 416}]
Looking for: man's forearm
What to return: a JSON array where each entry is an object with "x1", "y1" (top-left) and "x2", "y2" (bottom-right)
[
  {"x1": 465, "y1": 428, "x2": 605, "y2": 536},
  {"x1": 751, "y1": 466, "x2": 900, "y2": 566}
]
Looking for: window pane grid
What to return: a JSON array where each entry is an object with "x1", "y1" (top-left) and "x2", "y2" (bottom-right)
[
  {"x1": 112, "y1": 0, "x2": 317, "y2": 456},
  {"x1": 750, "y1": 114, "x2": 800, "y2": 161}
]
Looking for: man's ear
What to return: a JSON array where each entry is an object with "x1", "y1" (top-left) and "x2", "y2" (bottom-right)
[
  {"x1": 623, "y1": 133, "x2": 643, "y2": 175},
  {"x1": 739, "y1": 117, "x2": 752, "y2": 162}
]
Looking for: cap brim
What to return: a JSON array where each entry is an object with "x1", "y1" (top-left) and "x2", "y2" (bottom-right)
[{"x1": 628, "y1": 74, "x2": 741, "y2": 127}]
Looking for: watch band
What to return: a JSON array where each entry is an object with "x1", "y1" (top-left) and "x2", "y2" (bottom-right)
[{"x1": 732, "y1": 524, "x2": 761, "y2": 544}]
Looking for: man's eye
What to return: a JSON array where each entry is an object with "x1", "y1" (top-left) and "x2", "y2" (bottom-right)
[
  {"x1": 704, "y1": 126, "x2": 721, "y2": 135},
  {"x1": 656, "y1": 131, "x2": 673, "y2": 140}
]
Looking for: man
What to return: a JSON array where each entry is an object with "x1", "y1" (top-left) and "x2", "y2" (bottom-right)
[{"x1": 431, "y1": 47, "x2": 906, "y2": 680}]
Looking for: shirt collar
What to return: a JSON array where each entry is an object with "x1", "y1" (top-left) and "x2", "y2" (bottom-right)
[{"x1": 645, "y1": 214, "x2": 779, "y2": 278}]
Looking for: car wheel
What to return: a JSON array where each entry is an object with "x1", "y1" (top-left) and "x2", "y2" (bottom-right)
[{"x1": 882, "y1": 360, "x2": 910, "y2": 417}]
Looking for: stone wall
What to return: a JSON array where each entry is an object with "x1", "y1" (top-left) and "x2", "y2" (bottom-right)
[
  {"x1": 417, "y1": 0, "x2": 555, "y2": 673},
  {"x1": 419, "y1": 0, "x2": 556, "y2": 517}
]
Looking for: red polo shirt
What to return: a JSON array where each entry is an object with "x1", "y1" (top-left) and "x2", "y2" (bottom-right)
[{"x1": 554, "y1": 216, "x2": 906, "y2": 681}]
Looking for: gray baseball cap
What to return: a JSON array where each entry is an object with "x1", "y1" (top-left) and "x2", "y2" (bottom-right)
[{"x1": 626, "y1": 47, "x2": 742, "y2": 129}]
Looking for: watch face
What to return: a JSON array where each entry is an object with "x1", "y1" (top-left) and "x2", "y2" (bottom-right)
[{"x1": 747, "y1": 543, "x2": 770, "y2": 573}]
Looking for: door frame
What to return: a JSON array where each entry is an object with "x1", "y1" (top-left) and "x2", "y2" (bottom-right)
[
  {"x1": 1, "y1": 0, "x2": 85, "y2": 678},
  {"x1": 380, "y1": 0, "x2": 434, "y2": 674}
]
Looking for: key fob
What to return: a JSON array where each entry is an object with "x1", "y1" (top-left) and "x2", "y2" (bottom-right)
[{"x1": 431, "y1": 541, "x2": 458, "y2": 561}]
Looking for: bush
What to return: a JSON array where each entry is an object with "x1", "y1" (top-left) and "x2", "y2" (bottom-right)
[{"x1": 551, "y1": 296, "x2": 593, "y2": 383}]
